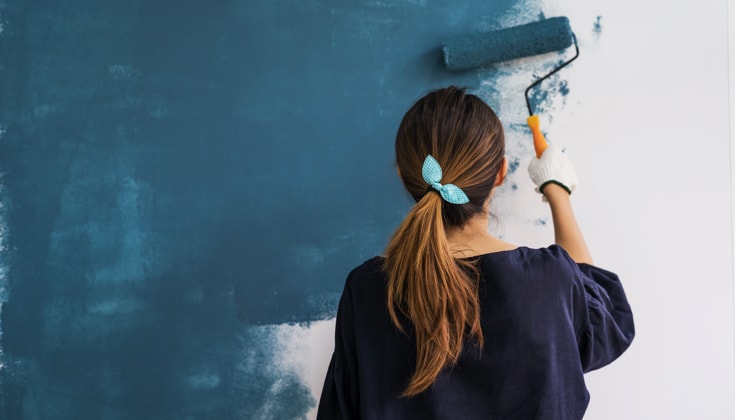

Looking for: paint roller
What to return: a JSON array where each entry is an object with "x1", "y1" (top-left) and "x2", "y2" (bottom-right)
[{"x1": 442, "y1": 17, "x2": 579, "y2": 158}]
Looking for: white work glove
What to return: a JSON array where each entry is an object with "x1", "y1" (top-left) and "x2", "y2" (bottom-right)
[{"x1": 527, "y1": 145, "x2": 578, "y2": 198}]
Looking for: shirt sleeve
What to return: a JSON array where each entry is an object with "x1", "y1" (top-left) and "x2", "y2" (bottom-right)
[
  {"x1": 571, "y1": 259, "x2": 635, "y2": 373},
  {"x1": 316, "y1": 274, "x2": 361, "y2": 419}
]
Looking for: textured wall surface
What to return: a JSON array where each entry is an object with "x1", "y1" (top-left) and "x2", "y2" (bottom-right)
[
  {"x1": 0, "y1": 0, "x2": 733, "y2": 419},
  {"x1": 0, "y1": 0, "x2": 528, "y2": 418}
]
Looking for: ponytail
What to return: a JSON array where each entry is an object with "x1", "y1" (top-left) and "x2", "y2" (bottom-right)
[
  {"x1": 384, "y1": 85, "x2": 505, "y2": 397},
  {"x1": 383, "y1": 191, "x2": 483, "y2": 397}
]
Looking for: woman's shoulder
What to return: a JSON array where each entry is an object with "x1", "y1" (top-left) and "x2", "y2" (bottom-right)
[
  {"x1": 347, "y1": 247, "x2": 574, "y2": 273},
  {"x1": 343, "y1": 246, "x2": 585, "y2": 287},
  {"x1": 347, "y1": 256, "x2": 384, "y2": 276},
  {"x1": 482, "y1": 244, "x2": 575, "y2": 265},
  {"x1": 342, "y1": 256, "x2": 386, "y2": 290},
  {"x1": 478, "y1": 245, "x2": 585, "y2": 286}
]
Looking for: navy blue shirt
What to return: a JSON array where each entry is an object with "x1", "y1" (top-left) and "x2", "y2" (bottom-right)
[{"x1": 317, "y1": 245, "x2": 634, "y2": 419}]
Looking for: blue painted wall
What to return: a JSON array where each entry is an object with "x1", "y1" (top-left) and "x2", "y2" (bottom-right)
[{"x1": 0, "y1": 0, "x2": 525, "y2": 417}]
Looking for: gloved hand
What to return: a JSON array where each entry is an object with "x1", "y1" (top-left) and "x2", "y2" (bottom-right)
[{"x1": 527, "y1": 145, "x2": 578, "y2": 197}]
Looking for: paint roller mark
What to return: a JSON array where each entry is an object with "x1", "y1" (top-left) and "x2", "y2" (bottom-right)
[
  {"x1": 508, "y1": 157, "x2": 520, "y2": 174},
  {"x1": 237, "y1": 321, "x2": 334, "y2": 418},
  {"x1": 527, "y1": 72, "x2": 570, "y2": 117},
  {"x1": 558, "y1": 80, "x2": 569, "y2": 96},
  {"x1": 236, "y1": 326, "x2": 315, "y2": 418},
  {"x1": 186, "y1": 372, "x2": 222, "y2": 391},
  {"x1": 108, "y1": 64, "x2": 140, "y2": 82},
  {"x1": 593, "y1": 16, "x2": 603, "y2": 34}
]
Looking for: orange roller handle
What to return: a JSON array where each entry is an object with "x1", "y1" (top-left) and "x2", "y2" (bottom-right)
[{"x1": 527, "y1": 114, "x2": 548, "y2": 158}]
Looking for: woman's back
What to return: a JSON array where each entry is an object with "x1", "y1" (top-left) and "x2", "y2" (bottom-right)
[
  {"x1": 316, "y1": 86, "x2": 634, "y2": 419},
  {"x1": 318, "y1": 246, "x2": 633, "y2": 419}
]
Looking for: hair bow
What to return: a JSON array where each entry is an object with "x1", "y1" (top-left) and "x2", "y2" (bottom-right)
[{"x1": 422, "y1": 155, "x2": 469, "y2": 205}]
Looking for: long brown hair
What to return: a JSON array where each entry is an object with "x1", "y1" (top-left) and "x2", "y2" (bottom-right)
[{"x1": 383, "y1": 86, "x2": 505, "y2": 397}]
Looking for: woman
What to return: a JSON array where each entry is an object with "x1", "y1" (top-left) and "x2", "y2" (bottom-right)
[{"x1": 317, "y1": 86, "x2": 634, "y2": 419}]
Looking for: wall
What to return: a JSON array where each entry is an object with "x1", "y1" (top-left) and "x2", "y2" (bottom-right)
[{"x1": 0, "y1": 0, "x2": 732, "y2": 418}]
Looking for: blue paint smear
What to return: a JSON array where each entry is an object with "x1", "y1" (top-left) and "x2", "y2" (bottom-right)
[
  {"x1": 527, "y1": 62, "x2": 571, "y2": 117},
  {"x1": 0, "y1": 0, "x2": 526, "y2": 417},
  {"x1": 593, "y1": 15, "x2": 603, "y2": 34},
  {"x1": 508, "y1": 157, "x2": 520, "y2": 174},
  {"x1": 558, "y1": 79, "x2": 570, "y2": 96}
]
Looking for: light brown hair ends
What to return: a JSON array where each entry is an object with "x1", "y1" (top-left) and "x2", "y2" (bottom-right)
[{"x1": 383, "y1": 86, "x2": 505, "y2": 397}]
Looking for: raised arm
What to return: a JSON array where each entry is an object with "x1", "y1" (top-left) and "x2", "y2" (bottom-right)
[
  {"x1": 543, "y1": 184, "x2": 592, "y2": 264},
  {"x1": 528, "y1": 146, "x2": 593, "y2": 264}
]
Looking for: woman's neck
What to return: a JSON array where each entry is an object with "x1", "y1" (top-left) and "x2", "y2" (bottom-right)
[{"x1": 445, "y1": 215, "x2": 516, "y2": 258}]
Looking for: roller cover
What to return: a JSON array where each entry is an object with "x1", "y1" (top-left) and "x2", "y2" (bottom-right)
[{"x1": 442, "y1": 16, "x2": 574, "y2": 71}]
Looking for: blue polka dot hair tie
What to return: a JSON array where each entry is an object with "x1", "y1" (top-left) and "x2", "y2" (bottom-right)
[{"x1": 422, "y1": 155, "x2": 470, "y2": 205}]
